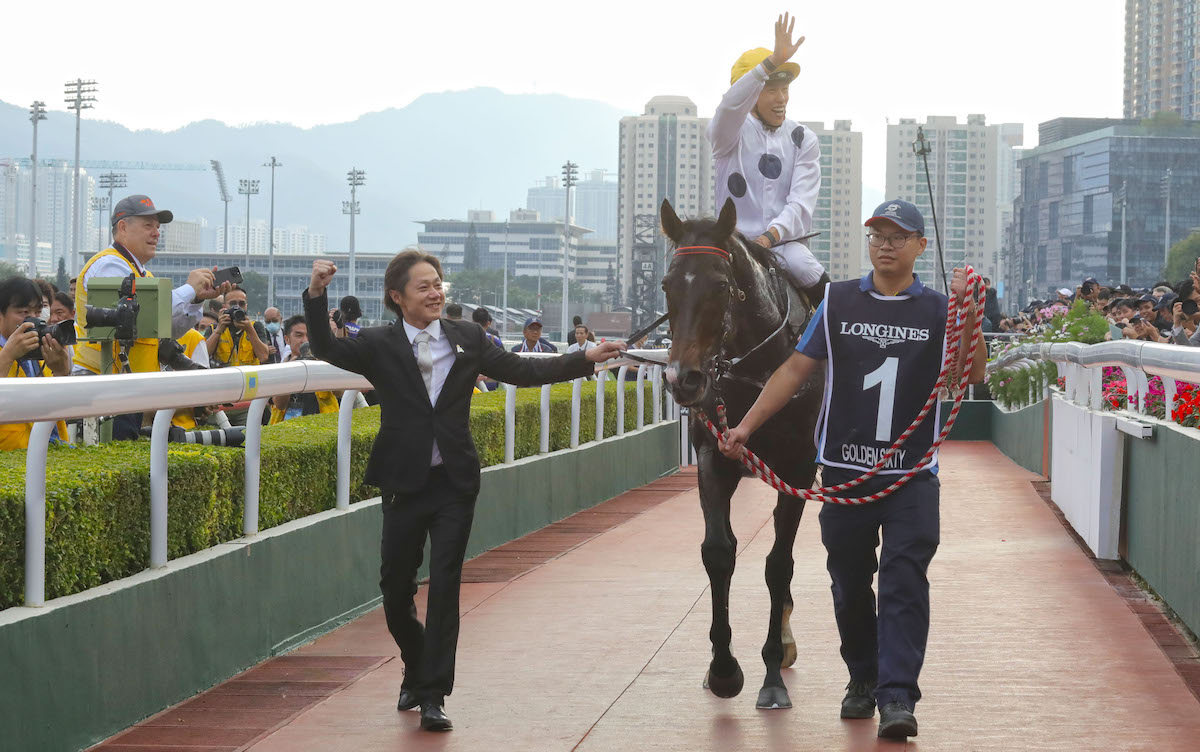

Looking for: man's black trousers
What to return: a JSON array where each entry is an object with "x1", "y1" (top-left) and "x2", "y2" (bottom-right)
[
  {"x1": 818, "y1": 467, "x2": 940, "y2": 709},
  {"x1": 379, "y1": 466, "x2": 476, "y2": 703}
]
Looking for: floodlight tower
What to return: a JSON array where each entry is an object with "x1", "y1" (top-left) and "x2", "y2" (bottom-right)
[
  {"x1": 344, "y1": 168, "x2": 366, "y2": 297},
  {"x1": 560, "y1": 160, "x2": 578, "y2": 337},
  {"x1": 65, "y1": 79, "x2": 97, "y2": 274},
  {"x1": 28, "y1": 101, "x2": 47, "y2": 274},
  {"x1": 90, "y1": 195, "x2": 109, "y2": 253},
  {"x1": 264, "y1": 157, "x2": 283, "y2": 308},
  {"x1": 210, "y1": 160, "x2": 232, "y2": 253},
  {"x1": 238, "y1": 179, "x2": 260, "y2": 267}
]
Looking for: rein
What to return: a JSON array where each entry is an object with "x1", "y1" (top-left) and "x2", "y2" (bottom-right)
[{"x1": 698, "y1": 267, "x2": 988, "y2": 505}]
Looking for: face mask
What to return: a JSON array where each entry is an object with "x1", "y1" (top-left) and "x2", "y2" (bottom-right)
[
  {"x1": 265, "y1": 321, "x2": 281, "y2": 335},
  {"x1": 40, "y1": 306, "x2": 50, "y2": 320}
]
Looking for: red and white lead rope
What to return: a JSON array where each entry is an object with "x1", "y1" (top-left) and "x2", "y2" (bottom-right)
[{"x1": 698, "y1": 267, "x2": 986, "y2": 505}]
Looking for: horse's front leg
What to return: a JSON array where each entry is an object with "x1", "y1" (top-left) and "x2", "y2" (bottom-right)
[
  {"x1": 757, "y1": 490, "x2": 805, "y2": 709},
  {"x1": 697, "y1": 440, "x2": 743, "y2": 698}
]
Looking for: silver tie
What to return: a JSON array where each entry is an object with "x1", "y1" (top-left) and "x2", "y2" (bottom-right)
[{"x1": 414, "y1": 330, "x2": 434, "y2": 402}]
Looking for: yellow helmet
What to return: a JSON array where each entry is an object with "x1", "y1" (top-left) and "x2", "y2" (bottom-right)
[{"x1": 730, "y1": 47, "x2": 800, "y2": 85}]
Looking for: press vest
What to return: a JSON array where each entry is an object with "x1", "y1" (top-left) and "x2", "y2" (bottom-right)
[
  {"x1": 213, "y1": 324, "x2": 260, "y2": 367},
  {"x1": 171, "y1": 329, "x2": 207, "y2": 430},
  {"x1": 817, "y1": 280, "x2": 947, "y2": 475},
  {"x1": 73, "y1": 247, "x2": 160, "y2": 374}
]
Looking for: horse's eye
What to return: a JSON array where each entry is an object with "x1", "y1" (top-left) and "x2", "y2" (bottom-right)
[{"x1": 661, "y1": 281, "x2": 668, "y2": 292}]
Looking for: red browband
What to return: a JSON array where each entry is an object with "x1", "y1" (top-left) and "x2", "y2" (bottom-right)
[{"x1": 673, "y1": 245, "x2": 732, "y2": 261}]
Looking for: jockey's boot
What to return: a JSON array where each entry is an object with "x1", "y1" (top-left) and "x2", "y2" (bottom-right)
[{"x1": 802, "y1": 272, "x2": 832, "y2": 307}]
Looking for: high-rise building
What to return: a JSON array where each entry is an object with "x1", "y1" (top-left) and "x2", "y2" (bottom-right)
[
  {"x1": 886, "y1": 115, "x2": 1023, "y2": 292},
  {"x1": 575, "y1": 170, "x2": 618, "y2": 243},
  {"x1": 799, "y1": 120, "x2": 863, "y2": 280},
  {"x1": 159, "y1": 218, "x2": 208, "y2": 255},
  {"x1": 0, "y1": 161, "x2": 94, "y2": 273},
  {"x1": 1124, "y1": 0, "x2": 1200, "y2": 120},
  {"x1": 1011, "y1": 120, "x2": 1200, "y2": 304},
  {"x1": 617, "y1": 96, "x2": 714, "y2": 300},
  {"x1": 526, "y1": 177, "x2": 570, "y2": 224},
  {"x1": 217, "y1": 221, "x2": 326, "y2": 255}
]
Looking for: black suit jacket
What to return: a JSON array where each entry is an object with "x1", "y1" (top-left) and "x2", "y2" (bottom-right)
[{"x1": 304, "y1": 290, "x2": 593, "y2": 495}]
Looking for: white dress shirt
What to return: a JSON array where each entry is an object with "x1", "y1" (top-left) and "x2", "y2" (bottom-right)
[
  {"x1": 566, "y1": 340, "x2": 596, "y2": 354},
  {"x1": 707, "y1": 62, "x2": 821, "y2": 243},
  {"x1": 82, "y1": 248, "x2": 204, "y2": 338},
  {"x1": 403, "y1": 317, "x2": 455, "y2": 466}
]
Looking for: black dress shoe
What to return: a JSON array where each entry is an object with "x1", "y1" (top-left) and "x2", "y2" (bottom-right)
[
  {"x1": 840, "y1": 679, "x2": 876, "y2": 719},
  {"x1": 419, "y1": 702, "x2": 453, "y2": 732},
  {"x1": 877, "y1": 701, "x2": 918, "y2": 739},
  {"x1": 396, "y1": 688, "x2": 419, "y2": 712}
]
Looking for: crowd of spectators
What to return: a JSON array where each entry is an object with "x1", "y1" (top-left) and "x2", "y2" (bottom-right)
[{"x1": 989, "y1": 258, "x2": 1200, "y2": 348}]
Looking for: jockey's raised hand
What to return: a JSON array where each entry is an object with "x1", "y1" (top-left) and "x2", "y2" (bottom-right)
[{"x1": 768, "y1": 12, "x2": 805, "y2": 68}]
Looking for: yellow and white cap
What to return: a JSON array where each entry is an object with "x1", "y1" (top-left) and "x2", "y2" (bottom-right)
[{"x1": 730, "y1": 47, "x2": 800, "y2": 85}]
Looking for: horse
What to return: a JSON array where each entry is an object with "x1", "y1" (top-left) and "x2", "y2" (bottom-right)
[{"x1": 659, "y1": 197, "x2": 824, "y2": 710}]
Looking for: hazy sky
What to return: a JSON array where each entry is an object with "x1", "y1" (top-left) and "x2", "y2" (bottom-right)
[{"x1": 5, "y1": 0, "x2": 1125, "y2": 200}]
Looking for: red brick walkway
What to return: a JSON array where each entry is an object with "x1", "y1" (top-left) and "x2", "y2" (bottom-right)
[{"x1": 94, "y1": 445, "x2": 1200, "y2": 750}]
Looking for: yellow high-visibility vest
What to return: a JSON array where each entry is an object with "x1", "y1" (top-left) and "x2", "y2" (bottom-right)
[{"x1": 73, "y1": 247, "x2": 160, "y2": 374}]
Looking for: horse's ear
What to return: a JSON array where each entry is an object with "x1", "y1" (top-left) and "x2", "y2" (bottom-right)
[
  {"x1": 715, "y1": 198, "x2": 737, "y2": 238},
  {"x1": 660, "y1": 199, "x2": 683, "y2": 242}
]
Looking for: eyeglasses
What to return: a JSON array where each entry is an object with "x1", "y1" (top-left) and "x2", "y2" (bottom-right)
[{"x1": 867, "y1": 232, "x2": 916, "y2": 248}]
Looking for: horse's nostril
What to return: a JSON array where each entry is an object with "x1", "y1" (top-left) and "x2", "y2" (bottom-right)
[{"x1": 680, "y1": 371, "x2": 705, "y2": 392}]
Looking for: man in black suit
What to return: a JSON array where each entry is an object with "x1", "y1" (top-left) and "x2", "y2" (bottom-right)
[{"x1": 304, "y1": 251, "x2": 624, "y2": 732}]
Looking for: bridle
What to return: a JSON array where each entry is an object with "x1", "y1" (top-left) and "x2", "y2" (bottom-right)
[{"x1": 668, "y1": 244, "x2": 794, "y2": 391}]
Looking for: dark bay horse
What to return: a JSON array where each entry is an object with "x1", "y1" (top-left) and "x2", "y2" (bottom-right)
[{"x1": 660, "y1": 197, "x2": 824, "y2": 710}]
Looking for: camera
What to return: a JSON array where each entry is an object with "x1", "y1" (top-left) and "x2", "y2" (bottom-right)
[
  {"x1": 158, "y1": 338, "x2": 206, "y2": 372},
  {"x1": 20, "y1": 317, "x2": 78, "y2": 362},
  {"x1": 330, "y1": 309, "x2": 345, "y2": 328},
  {"x1": 85, "y1": 274, "x2": 139, "y2": 341},
  {"x1": 223, "y1": 307, "x2": 248, "y2": 325},
  {"x1": 296, "y1": 341, "x2": 314, "y2": 360}
]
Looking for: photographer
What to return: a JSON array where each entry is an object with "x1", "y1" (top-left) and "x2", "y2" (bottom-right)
[
  {"x1": 339, "y1": 295, "x2": 363, "y2": 338},
  {"x1": 0, "y1": 276, "x2": 70, "y2": 449},
  {"x1": 205, "y1": 285, "x2": 269, "y2": 367},
  {"x1": 268, "y1": 315, "x2": 341, "y2": 423},
  {"x1": 74, "y1": 194, "x2": 228, "y2": 380}
]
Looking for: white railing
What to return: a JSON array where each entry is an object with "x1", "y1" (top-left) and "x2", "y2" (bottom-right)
[
  {"x1": 987, "y1": 340, "x2": 1200, "y2": 559},
  {"x1": 2, "y1": 351, "x2": 674, "y2": 607}
]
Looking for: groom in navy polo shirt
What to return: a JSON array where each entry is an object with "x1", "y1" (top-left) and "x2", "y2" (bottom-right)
[{"x1": 720, "y1": 199, "x2": 986, "y2": 739}]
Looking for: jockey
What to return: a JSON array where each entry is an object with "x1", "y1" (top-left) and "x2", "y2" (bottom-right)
[{"x1": 708, "y1": 12, "x2": 830, "y2": 303}]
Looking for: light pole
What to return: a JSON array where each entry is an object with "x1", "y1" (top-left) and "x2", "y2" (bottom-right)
[
  {"x1": 238, "y1": 179, "x2": 260, "y2": 268},
  {"x1": 344, "y1": 168, "x2": 366, "y2": 297},
  {"x1": 64, "y1": 79, "x2": 97, "y2": 276},
  {"x1": 90, "y1": 196, "x2": 109, "y2": 254},
  {"x1": 210, "y1": 160, "x2": 231, "y2": 254},
  {"x1": 264, "y1": 157, "x2": 282, "y2": 308},
  {"x1": 96, "y1": 172, "x2": 125, "y2": 253},
  {"x1": 1161, "y1": 168, "x2": 1172, "y2": 271},
  {"x1": 28, "y1": 101, "x2": 47, "y2": 275},
  {"x1": 1118, "y1": 180, "x2": 1128, "y2": 286},
  {"x1": 502, "y1": 218, "x2": 510, "y2": 338},
  {"x1": 560, "y1": 160, "x2": 578, "y2": 338}
]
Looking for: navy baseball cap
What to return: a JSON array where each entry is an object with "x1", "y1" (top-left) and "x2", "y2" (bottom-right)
[
  {"x1": 111, "y1": 194, "x2": 173, "y2": 227},
  {"x1": 523, "y1": 316, "x2": 543, "y2": 328},
  {"x1": 865, "y1": 199, "x2": 925, "y2": 235}
]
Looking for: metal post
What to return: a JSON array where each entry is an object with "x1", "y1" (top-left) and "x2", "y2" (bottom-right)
[
  {"x1": 264, "y1": 157, "x2": 282, "y2": 308},
  {"x1": 651, "y1": 364, "x2": 662, "y2": 423},
  {"x1": 502, "y1": 219, "x2": 510, "y2": 338},
  {"x1": 23, "y1": 421, "x2": 55, "y2": 606},
  {"x1": 616, "y1": 364, "x2": 629, "y2": 435},
  {"x1": 65, "y1": 79, "x2": 96, "y2": 278},
  {"x1": 28, "y1": 102, "x2": 47, "y2": 274},
  {"x1": 242, "y1": 397, "x2": 270, "y2": 536},
  {"x1": 1119, "y1": 181, "x2": 1128, "y2": 286},
  {"x1": 345, "y1": 168, "x2": 366, "y2": 298},
  {"x1": 570, "y1": 377, "x2": 582, "y2": 448},
  {"x1": 561, "y1": 161, "x2": 578, "y2": 338},
  {"x1": 336, "y1": 389, "x2": 359, "y2": 510},
  {"x1": 539, "y1": 383, "x2": 551, "y2": 453},
  {"x1": 1163, "y1": 168, "x2": 1172, "y2": 270},
  {"x1": 595, "y1": 369, "x2": 606, "y2": 441},
  {"x1": 636, "y1": 364, "x2": 646, "y2": 430},
  {"x1": 238, "y1": 179, "x2": 259, "y2": 267},
  {"x1": 504, "y1": 382, "x2": 516, "y2": 463},
  {"x1": 149, "y1": 408, "x2": 173, "y2": 568}
]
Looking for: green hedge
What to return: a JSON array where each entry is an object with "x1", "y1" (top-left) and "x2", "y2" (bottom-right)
[{"x1": 0, "y1": 378, "x2": 655, "y2": 609}]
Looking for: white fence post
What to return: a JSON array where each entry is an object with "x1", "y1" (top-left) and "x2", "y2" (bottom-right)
[
  {"x1": 504, "y1": 383, "x2": 516, "y2": 463},
  {"x1": 651, "y1": 365, "x2": 662, "y2": 423},
  {"x1": 570, "y1": 378, "x2": 581, "y2": 448},
  {"x1": 149, "y1": 408, "x2": 174, "y2": 568},
  {"x1": 595, "y1": 370, "x2": 606, "y2": 442},
  {"x1": 23, "y1": 421, "x2": 55, "y2": 607},
  {"x1": 539, "y1": 383, "x2": 551, "y2": 454},
  {"x1": 335, "y1": 389, "x2": 359, "y2": 511},
  {"x1": 636, "y1": 364, "x2": 646, "y2": 430},
  {"x1": 616, "y1": 365, "x2": 629, "y2": 436},
  {"x1": 242, "y1": 397, "x2": 271, "y2": 536}
]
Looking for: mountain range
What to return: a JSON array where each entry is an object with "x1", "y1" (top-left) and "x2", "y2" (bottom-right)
[{"x1": 0, "y1": 88, "x2": 628, "y2": 251}]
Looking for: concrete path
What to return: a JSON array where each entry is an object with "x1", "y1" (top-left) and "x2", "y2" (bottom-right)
[{"x1": 98, "y1": 443, "x2": 1200, "y2": 751}]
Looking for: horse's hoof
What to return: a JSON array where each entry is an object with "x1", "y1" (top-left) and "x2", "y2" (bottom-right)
[
  {"x1": 781, "y1": 640, "x2": 797, "y2": 669},
  {"x1": 705, "y1": 661, "x2": 744, "y2": 698},
  {"x1": 756, "y1": 685, "x2": 792, "y2": 710}
]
